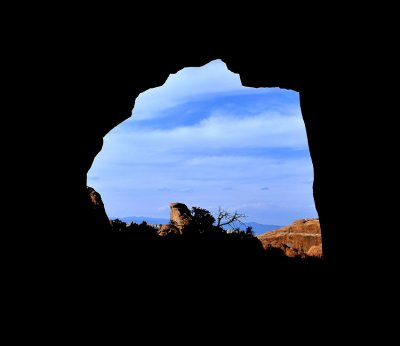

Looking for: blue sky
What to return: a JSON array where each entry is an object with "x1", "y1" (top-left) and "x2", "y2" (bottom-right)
[{"x1": 88, "y1": 60, "x2": 317, "y2": 225}]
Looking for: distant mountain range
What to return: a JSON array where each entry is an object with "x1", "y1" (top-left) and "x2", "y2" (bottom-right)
[
  {"x1": 237, "y1": 222, "x2": 281, "y2": 235},
  {"x1": 120, "y1": 216, "x2": 169, "y2": 225},
  {"x1": 117, "y1": 216, "x2": 280, "y2": 235}
]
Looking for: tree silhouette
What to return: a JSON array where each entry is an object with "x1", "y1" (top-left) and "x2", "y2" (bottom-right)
[
  {"x1": 216, "y1": 207, "x2": 247, "y2": 229},
  {"x1": 110, "y1": 218, "x2": 126, "y2": 232},
  {"x1": 190, "y1": 207, "x2": 216, "y2": 235},
  {"x1": 245, "y1": 226, "x2": 254, "y2": 238}
]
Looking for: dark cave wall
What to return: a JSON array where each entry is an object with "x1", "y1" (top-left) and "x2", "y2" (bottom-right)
[{"x1": 57, "y1": 40, "x2": 354, "y2": 268}]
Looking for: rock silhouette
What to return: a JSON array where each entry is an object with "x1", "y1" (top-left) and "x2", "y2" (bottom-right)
[
  {"x1": 31, "y1": 21, "x2": 370, "y2": 277},
  {"x1": 86, "y1": 186, "x2": 111, "y2": 231}
]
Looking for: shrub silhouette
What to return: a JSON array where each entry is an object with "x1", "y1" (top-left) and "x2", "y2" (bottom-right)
[
  {"x1": 108, "y1": 206, "x2": 323, "y2": 276},
  {"x1": 190, "y1": 207, "x2": 216, "y2": 233},
  {"x1": 111, "y1": 219, "x2": 159, "y2": 239}
]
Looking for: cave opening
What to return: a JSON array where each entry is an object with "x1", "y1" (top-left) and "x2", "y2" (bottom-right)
[{"x1": 88, "y1": 59, "x2": 320, "y2": 257}]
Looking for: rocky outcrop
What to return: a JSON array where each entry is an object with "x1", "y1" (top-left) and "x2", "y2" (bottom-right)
[
  {"x1": 158, "y1": 224, "x2": 179, "y2": 236},
  {"x1": 86, "y1": 186, "x2": 111, "y2": 231},
  {"x1": 169, "y1": 202, "x2": 192, "y2": 233},
  {"x1": 88, "y1": 187, "x2": 105, "y2": 209},
  {"x1": 257, "y1": 219, "x2": 322, "y2": 258},
  {"x1": 307, "y1": 244, "x2": 323, "y2": 258},
  {"x1": 158, "y1": 202, "x2": 192, "y2": 235}
]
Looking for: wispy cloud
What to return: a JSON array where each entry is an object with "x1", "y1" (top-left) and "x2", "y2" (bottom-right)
[
  {"x1": 131, "y1": 60, "x2": 248, "y2": 121},
  {"x1": 89, "y1": 60, "x2": 317, "y2": 224},
  {"x1": 99, "y1": 110, "x2": 306, "y2": 166}
]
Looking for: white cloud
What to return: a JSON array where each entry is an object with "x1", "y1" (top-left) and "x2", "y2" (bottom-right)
[
  {"x1": 131, "y1": 59, "x2": 258, "y2": 121},
  {"x1": 97, "y1": 110, "x2": 307, "y2": 167}
]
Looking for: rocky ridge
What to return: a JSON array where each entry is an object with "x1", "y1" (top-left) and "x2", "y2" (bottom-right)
[{"x1": 257, "y1": 219, "x2": 322, "y2": 258}]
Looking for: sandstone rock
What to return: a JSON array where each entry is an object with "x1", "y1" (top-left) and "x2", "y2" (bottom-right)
[
  {"x1": 86, "y1": 186, "x2": 111, "y2": 231},
  {"x1": 88, "y1": 187, "x2": 104, "y2": 209},
  {"x1": 257, "y1": 218, "x2": 322, "y2": 258},
  {"x1": 169, "y1": 202, "x2": 192, "y2": 233},
  {"x1": 158, "y1": 223, "x2": 179, "y2": 236},
  {"x1": 307, "y1": 244, "x2": 323, "y2": 258},
  {"x1": 158, "y1": 202, "x2": 193, "y2": 235}
]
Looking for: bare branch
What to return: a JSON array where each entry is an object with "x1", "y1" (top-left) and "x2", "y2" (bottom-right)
[{"x1": 216, "y1": 207, "x2": 247, "y2": 229}]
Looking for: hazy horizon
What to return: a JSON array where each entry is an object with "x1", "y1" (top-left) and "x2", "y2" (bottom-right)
[{"x1": 88, "y1": 60, "x2": 318, "y2": 225}]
